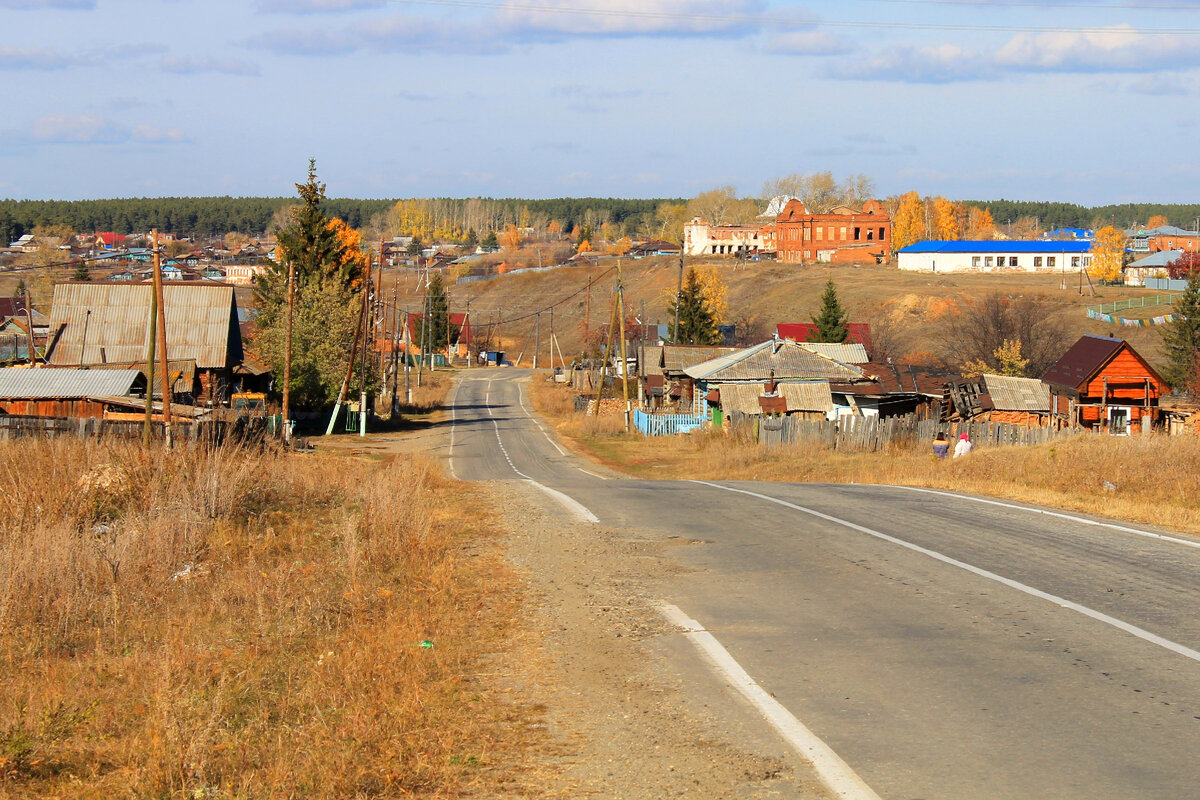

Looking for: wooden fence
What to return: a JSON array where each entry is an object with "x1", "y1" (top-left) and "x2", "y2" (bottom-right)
[
  {"x1": 0, "y1": 414, "x2": 267, "y2": 444},
  {"x1": 735, "y1": 412, "x2": 1079, "y2": 452}
]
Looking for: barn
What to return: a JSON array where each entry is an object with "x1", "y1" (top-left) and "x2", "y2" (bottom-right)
[{"x1": 1040, "y1": 335, "x2": 1168, "y2": 434}]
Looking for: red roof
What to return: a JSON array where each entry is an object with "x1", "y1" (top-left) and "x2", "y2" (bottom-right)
[
  {"x1": 96, "y1": 232, "x2": 126, "y2": 246},
  {"x1": 1040, "y1": 335, "x2": 1167, "y2": 393},
  {"x1": 776, "y1": 323, "x2": 872, "y2": 352}
]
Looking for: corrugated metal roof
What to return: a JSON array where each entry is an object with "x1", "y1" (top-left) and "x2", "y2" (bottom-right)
[
  {"x1": 0, "y1": 367, "x2": 141, "y2": 398},
  {"x1": 776, "y1": 323, "x2": 872, "y2": 350},
  {"x1": 897, "y1": 240, "x2": 1093, "y2": 254},
  {"x1": 1040, "y1": 334, "x2": 1125, "y2": 391},
  {"x1": 661, "y1": 345, "x2": 741, "y2": 373},
  {"x1": 801, "y1": 342, "x2": 869, "y2": 364},
  {"x1": 685, "y1": 340, "x2": 865, "y2": 383},
  {"x1": 1129, "y1": 250, "x2": 1182, "y2": 268},
  {"x1": 981, "y1": 374, "x2": 1050, "y2": 412},
  {"x1": 48, "y1": 282, "x2": 243, "y2": 370},
  {"x1": 778, "y1": 381, "x2": 834, "y2": 412}
]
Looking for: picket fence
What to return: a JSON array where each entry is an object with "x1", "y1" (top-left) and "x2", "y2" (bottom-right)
[
  {"x1": 732, "y1": 412, "x2": 1077, "y2": 452},
  {"x1": 633, "y1": 409, "x2": 706, "y2": 436}
]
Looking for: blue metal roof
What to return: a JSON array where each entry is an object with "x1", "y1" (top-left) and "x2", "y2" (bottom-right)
[{"x1": 897, "y1": 240, "x2": 1094, "y2": 254}]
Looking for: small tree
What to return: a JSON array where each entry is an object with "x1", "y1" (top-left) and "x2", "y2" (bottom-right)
[
  {"x1": 71, "y1": 260, "x2": 90, "y2": 281},
  {"x1": 1161, "y1": 270, "x2": 1200, "y2": 392},
  {"x1": 1089, "y1": 225, "x2": 1126, "y2": 282},
  {"x1": 668, "y1": 268, "x2": 722, "y2": 345},
  {"x1": 480, "y1": 230, "x2": 498, "y2": 252},
  {"x1": 419, "y1": 272, "x2": 458, "y2": 355},
  {"x1": 809, "y1": 280, "x2": 849, "y2": 343},
  {"x1": 406, "y1": 237, "x2": 424, "y2": 257}
]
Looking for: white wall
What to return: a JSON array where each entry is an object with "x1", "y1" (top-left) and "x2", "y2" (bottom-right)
[{"x1": 897, "y1": 250, "x2": 1090, "y2": 273}]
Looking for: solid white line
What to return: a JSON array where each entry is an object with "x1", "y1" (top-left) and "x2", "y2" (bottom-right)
[
  {"x1": 660, "y1": 603, "x2": 883, "y2": 800},
  {"x1": 486, "y1": 381, "x2": 599, "y2": 523},
  {"x1": 447, "y1": 379, "x2": 461, "y2": 479},
  {"x1": 882, "y1": 484, "x2": 1200, "y2": 550},
  {"x1": 693, "y1": 481, "x2": 1200, "y2": 665},
  {"x1": 577, "y1": 468, "x2": 607, "y2": 480},
  {"x1": 517, "y1": 381, "x2": 567, "y2": 456}
]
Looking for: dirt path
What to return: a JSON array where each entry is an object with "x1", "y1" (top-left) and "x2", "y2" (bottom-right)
[{"x1": 488, "y1": 480, "x2": 832, "y2": 799}]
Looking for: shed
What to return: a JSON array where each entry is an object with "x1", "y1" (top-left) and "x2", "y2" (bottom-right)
[
  {"x1": 1041, "y1": 335, "x2": 1167, "y2": 433},
  {"x1": 0, "y1": 367, "x2": 145, "y2": 418},
  {"x1": 46, "y1": 282, "x2": 244, "y2": 404}
]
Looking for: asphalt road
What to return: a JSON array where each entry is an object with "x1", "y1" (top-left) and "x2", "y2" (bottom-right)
[{"x1": 446, "y1": 368, "x2": 1200, "y2": 800}]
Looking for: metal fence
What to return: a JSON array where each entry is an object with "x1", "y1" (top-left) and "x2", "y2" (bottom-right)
[
  {"x1": 1090, "y1": 295, "x2": 1176, "y2": 314},
  {"x1": 633, "y1": 408, "x2": 707, "y2": 436},
  {"x1": 735, "y1": 412, "x2": 1078, "y2": 452}
]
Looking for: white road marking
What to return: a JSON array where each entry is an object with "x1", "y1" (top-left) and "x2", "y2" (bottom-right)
[
  {"x1": 447, "y1": 379, "x2": 461, "y2": 479},
  {"x1": 885, "y1": 485, "x2": 1200, "y2": 550},
  {"x1": 694, "y1": 481, "x2": 1200, "y2": 665},
  {"x1": 486, "y1": 381, "x2": 599, "y2": 524},
  {"x1": 517, "y1": 381, "x2": 567, "y2": 456},
  {"x1": 660, "y1": 603, "x2": 883, "y2": 800},
  {"x1": 577, "y1": 468, "x2": 607, "y2": 480}
]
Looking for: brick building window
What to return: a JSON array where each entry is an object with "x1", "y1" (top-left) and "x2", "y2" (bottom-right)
[
  {"x1": 879, "y1": 227, "x2": 886, "y2": 240},
  {"x1": 804, "y1": 228, "x2": 811, "y2": 241},
  {"x1": 840, "y1": 227, "x2": 847, "y2": 240},
  {"x1": 854, "y1": 227, "x2": 861, "y2": 241},
  {"x1": 815, "y1": 226, "x2": 823, "y2": 240}
]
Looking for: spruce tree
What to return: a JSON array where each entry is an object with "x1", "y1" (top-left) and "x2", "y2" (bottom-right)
[
  {"x1": 419, "y1": 272, "x2": 458, "y2": 354},
  {"x1": 669, "y1": 268, "x2": 721, "y2": 345},
  {"x1": 1161, "y1": 270, "x2": 1200, "y2": 392},
  {"x1": 810, "y1": 280, "x2": 849, "y2": 343}
]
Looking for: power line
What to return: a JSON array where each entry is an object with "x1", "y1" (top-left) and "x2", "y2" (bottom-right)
[{"x1": 390, "y1": 0, "x2": 1200, "y2": 35}]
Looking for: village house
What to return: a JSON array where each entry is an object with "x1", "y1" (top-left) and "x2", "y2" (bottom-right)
[
  {"x1": 774, "y1": 199, "x2": 892, "y2": 265},
  {"x1": 1124, "y1": 250, "x2": 1181, "y2": 286},
  {"x1": 0, "y1": 367, "x2": 146, "y2": 419},
  {"x1": 945, "y1": 374, "x2": 1052, "y2": 426},
  {"x1": 642, "y1": 343, "x2": 743, "y2": 411},
  {"x1": 1041, "y1": 335, "x2": 1168, "y2": 434},
  {"x1": 1127, "y1": 225, "x2": 1200, "y2": 255},
  {"x1": 46, "y1": 282, "x2": 246, "y2": 406},
  {"x1": 897, "y1": 241, "x2": 1094, "y2": 274}
]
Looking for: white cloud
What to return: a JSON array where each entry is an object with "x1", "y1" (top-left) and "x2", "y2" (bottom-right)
[
  {"x1": 159, "y1": 55, "x2": 261, "y2": 76},
  {"x1": 0, "y1": 0, "x2": 94, "y2": 8},
  {"x1": 0, "y1": 46, "x2": 84, "y2": 70},
  {"x1": 6, "y1": 114, "x2": 186, "y2": 145},
  {"x1": 766, "y1": 30, "x2": 852, "y2": 56},
  {"x1": 255, "y1": 0, "x2": 384, "y2": 13},
  {"x1": 495, "y1": 0, "x2": 768, "y2": 40},
  {"x1": 828, "y1": 25, "x2": 1200, "y2": 83}
]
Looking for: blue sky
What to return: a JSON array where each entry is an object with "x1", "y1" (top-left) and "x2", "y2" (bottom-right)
[{"x1": 2, "y1": 0, "x2": 1199, "y2": 204}]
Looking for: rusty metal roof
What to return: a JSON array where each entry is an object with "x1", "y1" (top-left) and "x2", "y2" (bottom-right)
[
  {"x1": 981, "y1": 374, "x2": 1050, "y2": 411},
  {"x1": 48, "y1": 282, "x2": 243, "y2": 370},
  {"x1": 685, "y1": 340, "x2": 865, "y2": 383},
  {"x1": 1040, "y1": 335, "x2": 1125, "y2": 391},
  {"x1": 0, "y1": 367, "x2": 142, "y2": 398}
]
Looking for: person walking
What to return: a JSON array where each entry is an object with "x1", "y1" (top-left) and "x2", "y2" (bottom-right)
[
  {"x1": 932, "y1": 432, "x2": 949, "y2": 459},
  {"x1": 953, "y1": 432, "x2": 973, "y2": 458}
]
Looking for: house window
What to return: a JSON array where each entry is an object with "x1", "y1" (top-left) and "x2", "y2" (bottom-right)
[
  {"x1": 1009, "y1": 257, "x2": 1018, "y2": 267},
  {"x1": 867, "y1": 228, "x2": 875, "y2": 240},
  {"x1": 879, "y1": 227, "x2": 886, "y2": 240},
  {"x1": 804, "y1": 250, "x2": 811, "y2": 258},
  {"x1": 804, "y1": 228, "x2": 811, "y2": 241},
  {"x1": 985, "y1": 256, "x2": 994, "y2": 267},
  {"x1": 815, "y1": 226, "x2": 823, "y2": 240},
  {"x1": 854, "y1": 227, "x2": 862, "y2": 241},
  {"x1": 1047, "y1": 256, "x2": 1056, "y2": 267},
  {"x1": 972, "y1": 256, "x2": 981, "y2": 267},
  {"x1": 840, "y1": 227, "x2": 847, "y2": 240},
  {"x1": 1034, "y1": 256, "x2": 1043, "y2": 267},
  {"x1": 1084, "y1": 256, "x2": 1092, "y2": 267}
]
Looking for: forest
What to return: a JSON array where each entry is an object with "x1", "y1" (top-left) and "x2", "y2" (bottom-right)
[
  {"x1": 0, "y1": 196, "x2": 674, "y2": 244},
  {"x1": 961, "y1": 200, "x2": 1200, "y2": 231}
]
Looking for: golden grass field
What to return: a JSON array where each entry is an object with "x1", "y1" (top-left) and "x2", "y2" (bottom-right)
[
  {"x1": 0, "y1": 436, "x2": 528, "y2": 798},
  {"x1": 530, "y1": 377, "x2": 1200, "y2": 537}
]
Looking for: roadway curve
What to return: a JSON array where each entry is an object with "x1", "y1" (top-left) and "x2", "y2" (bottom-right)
[{"x1": 447, "y1": 368, "x2": 1200, "y2": 800}]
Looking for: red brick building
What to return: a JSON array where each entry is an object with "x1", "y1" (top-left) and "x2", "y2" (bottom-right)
[{"x1": 774, "y1": 199, "x2": 892, "y2": 265}]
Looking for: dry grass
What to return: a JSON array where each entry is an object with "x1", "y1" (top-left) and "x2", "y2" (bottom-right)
[
  {"x1": 530, "y1": 378, "x2": 1200, "y2": 537},
  {"x1": 0, "y1": 437, "x2": 529, "y2": 798}
]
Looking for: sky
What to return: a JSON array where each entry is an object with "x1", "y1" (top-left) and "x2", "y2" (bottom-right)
[{"x1": 2, "y1": 0, "x2": 1200, "y2": 204}]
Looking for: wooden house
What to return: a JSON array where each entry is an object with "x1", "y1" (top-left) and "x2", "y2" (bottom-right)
[
  {"x1": 0, "y1": 367, "x2": 145, "y2": 418},
  {"x1": 1041, "y1": 335, "x2": 1168, "y2": 433},
  {"x1": 946, "y1": 374, "x2": 1051, "y2": 426}
]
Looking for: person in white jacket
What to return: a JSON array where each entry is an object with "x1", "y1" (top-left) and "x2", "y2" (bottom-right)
[{"x1": 953, "y1": 432, "x2": 973, "y2": 458}]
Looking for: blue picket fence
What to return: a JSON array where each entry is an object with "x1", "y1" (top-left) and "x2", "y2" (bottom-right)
[{"x1": 633, "y1": 409, "x2": 707, "y2": 436}]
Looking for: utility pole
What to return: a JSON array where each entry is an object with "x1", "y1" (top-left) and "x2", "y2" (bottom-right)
[
  {"x1": 533, "y1": 312, "x2": 541, "y2": 370},
  {"x1": 466, "y1": 299, "x2": 472, "y2": 369},
  {"x1": 617, "y1": 261, "x2": 631, "y2": 432},
  {"x1": 282, "y1": 257, "x2": 295, "y2": 444},
  {"x1": 404, "y1": 306, "x2": 412, "y2": 404},
  {"x1": 358, "y1": 249, "x2": 374, "y2": 437},
  {"x1": 585, "y1": 275, "x2": 592, "y2": 344},
  {"x1": 673, "y1": 250, "x2": 684, "y2": 342},
  {"x1": 592, "y1": 283, "x2": 620, "y2": 416},
  {"x1": 417, "y1": 291, "x2": 427, "y2": 388},
  {"x1": 390, "y1": 280, "x2": 400, "y2": 415},
  {"x1": 143, "y1": 230, "x2": 159, "y2": 448},
  {"x1": 152, "y1": 229, "x2": 172, "y2": 447}
]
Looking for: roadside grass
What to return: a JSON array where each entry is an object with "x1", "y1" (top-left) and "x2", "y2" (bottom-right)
[
  {"x1": 530, "y1": 377, "x2": 1200, "y2": 536},
  {"x1": 0, "y1": 437, "x2": 531, "y2": 798}
]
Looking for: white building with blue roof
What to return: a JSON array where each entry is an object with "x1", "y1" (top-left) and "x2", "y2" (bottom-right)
[{"x1": 896, "y1": 240, "x2": 1094, "y2": 274}]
